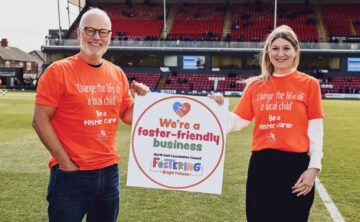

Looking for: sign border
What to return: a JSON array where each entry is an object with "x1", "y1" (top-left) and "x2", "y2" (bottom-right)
[{"x1": 131, "y1": 95, "x2": 225, "y2": 189}]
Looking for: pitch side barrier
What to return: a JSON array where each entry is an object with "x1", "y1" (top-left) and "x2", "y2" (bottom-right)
[
  {"x1": 43, "y1": 40, "x2": 360, "y2": 53},
  {"x1": 324, "y1": 93, "x2": 360, "y2": 99},
  {"x1": 153, "y1": 90, "x2": 242, "y2": 97},
  {"x1": 154, "y1": 90, "x2": 360, "y2": 100}
]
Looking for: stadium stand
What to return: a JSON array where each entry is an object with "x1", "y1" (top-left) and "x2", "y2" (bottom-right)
[
  {"x1": 40, "y1": 1, "x2": 360, "y2": 99},
  {"x1": 167, "y1": 4, "x2": 225, "y2": 41},
  {"x1": 322, "y1": 4, "x2": 360, "y2": 38},
  {"x1": 320, "y1": 77, "x2": 360, "y2": 94},
  {"x1": 230, "y1": 3, "x2": 273, "y2": 42},
  {"x1": 99, "y1": 3, "x2": 164, "y2": 40},
  {"x1": 164, "y1": 73, "x2": 247, "y2": 91},
  {"x1": 277, "y1": 3, "x2": 318, "y2": 42},
  {"x1": 126, "y1": 72, "x2": 160, "y2": 89},
  {"x1": 64, "y1": 1, "x2": 360, "y2": 43},
  {"x1": 230, "y1": 2, "x2": 318, "y2": 42}
]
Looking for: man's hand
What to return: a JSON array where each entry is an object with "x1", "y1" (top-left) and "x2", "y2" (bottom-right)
[
  {"x1": 59, "y1": 159, "x2": 79, "y2": 172},
  {"x1": 130, "y1": 81, "x2": 150, "y2": 96},
  {"x1": 33, "y1": 104, "x2": 79, "y2": 172}
]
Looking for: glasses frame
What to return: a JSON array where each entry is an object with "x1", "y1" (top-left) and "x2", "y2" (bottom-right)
[{"x1": 81, "y1": 27, "x2": 112, "y2": 38}]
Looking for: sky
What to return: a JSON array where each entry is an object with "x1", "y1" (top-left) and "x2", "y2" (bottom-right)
[{"x1": 0, "y1": 0, "x2": 80, "y2": 53}]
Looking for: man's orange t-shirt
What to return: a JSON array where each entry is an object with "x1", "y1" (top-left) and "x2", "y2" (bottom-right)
[
  {"x1": 233, "y1": 70, "x2": 324, "y2": 153},
  {"x1": 36, "y1": 54, "x2": 133, "y2": 170}
]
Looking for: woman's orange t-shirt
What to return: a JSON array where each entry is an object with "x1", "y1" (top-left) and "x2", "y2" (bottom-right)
[{"x1": 233, "y1": 71, "x2": 324, "y2": 153}]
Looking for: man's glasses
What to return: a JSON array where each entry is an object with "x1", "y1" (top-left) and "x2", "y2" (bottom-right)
[{"x1": 82, "y1": 27, "x2": 112, "y2": 38}]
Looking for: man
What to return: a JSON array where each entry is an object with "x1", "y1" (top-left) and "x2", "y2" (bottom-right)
[{"x1": 32, "y1": 8, "x2": 149, "y2": 222}]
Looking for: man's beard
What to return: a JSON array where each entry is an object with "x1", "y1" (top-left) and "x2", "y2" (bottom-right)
[{"x1": 80, "y1": 41, "x2": 108, "y2": 58}]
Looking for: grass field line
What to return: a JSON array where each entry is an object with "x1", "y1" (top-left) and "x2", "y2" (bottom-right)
[{"x1": 316, "y1": 177, "x2": 345, "y2": 222}]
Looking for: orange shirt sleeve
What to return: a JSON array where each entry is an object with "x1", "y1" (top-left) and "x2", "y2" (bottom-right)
[
  {"x1": 118, "y1": 69, "x2": 134, "y2": 114},
  {"x1": 233, "y1": 84, "x2": 254, "y2": 121},
  {"x1": 35, "y1": 64, "x2": 64, "y2": 107},
  {"x1": 306, "y1": 78, "x2": 325, "y2": 120}
]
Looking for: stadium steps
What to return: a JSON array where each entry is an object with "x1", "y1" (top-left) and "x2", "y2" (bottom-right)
[
  {"x1": 156, "y1": 78, "x2": 166, "y2": 90},
  {"x1": 315, "y1": 6, "x2": 328, "y2": 42},
  {"x1": 161, "y1": 3, "x2": 180, "y2": 39},
  {"x1": 349, "y1": 19, "x2": 357, "y2": 36},
  {"x1": 220, "y1": 7, "x2": 231, "y2": 40}
]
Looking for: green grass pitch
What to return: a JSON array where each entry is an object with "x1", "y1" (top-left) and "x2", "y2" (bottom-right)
[{"x1": 0, "y1": 91, "x2": 359, "y2": 221}]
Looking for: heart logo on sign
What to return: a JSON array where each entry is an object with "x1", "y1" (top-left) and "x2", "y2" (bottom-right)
[{"x1": 173, "y1": 102, "x2": 191, "y2": 118}]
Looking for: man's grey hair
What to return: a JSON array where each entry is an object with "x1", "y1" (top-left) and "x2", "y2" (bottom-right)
[{"x1": 79, "y1": 8, "x2": 112, "y2": 29}]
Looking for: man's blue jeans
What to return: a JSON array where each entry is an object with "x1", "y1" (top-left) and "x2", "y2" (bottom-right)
[{"x1": 47, "y1": 164, "x2": 120, "y2": 222}]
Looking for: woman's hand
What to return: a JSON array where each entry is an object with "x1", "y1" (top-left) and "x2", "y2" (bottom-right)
[
  {"x1": 292, "y1": 168, "x2": 319, "y2": 196},
  {"x1": 208, "y1": 93, "x2": 224, "y2": 105}
]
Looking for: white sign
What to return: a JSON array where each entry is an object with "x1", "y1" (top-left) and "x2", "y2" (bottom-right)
[{"x1": 127, "y1": 93, "x2": 229, "y2": 194}]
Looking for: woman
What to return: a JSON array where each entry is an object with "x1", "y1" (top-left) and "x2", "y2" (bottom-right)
[{"x1": 210, "y1": 25, "x2": 324, "y2": 222}]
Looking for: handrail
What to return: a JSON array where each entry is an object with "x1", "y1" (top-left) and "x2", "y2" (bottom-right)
[{"x1": 43, "y1": 39, "x2": 360, "y2": 52}]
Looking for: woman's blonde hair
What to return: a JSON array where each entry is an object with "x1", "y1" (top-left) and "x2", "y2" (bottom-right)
[{"x1": 243, "y1": 25, "x2": 300, "y2": 87}]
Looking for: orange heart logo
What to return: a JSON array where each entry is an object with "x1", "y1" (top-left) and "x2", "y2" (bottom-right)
[{"x1": 173, "y1": 102, "x2": 191, "y2": 117}]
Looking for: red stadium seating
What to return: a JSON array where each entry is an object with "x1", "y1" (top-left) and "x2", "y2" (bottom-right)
[
  {"x1": 126, "y1": 73, "x2": 160, "y2": 89},
  {"x1": 322, "y1": 4, "x2": 360, "y2": 37},
  {"x1": 64, "y1": 2, "x2": 360, "y2": 43},
  {"x1": 100, "y1": 3, "x2": 165, "y2": 39},
  {"x1": 164, "y1": 74, "x2": 248, "y2": 91},
  {"x1": 168, "y1": 4, "x2": 224, "y2": 41},
  {"x1": 230, "y1": 3, "x2": 273, "y2": 42},
  {"x1": 230, "y1": 3, "x2": 318, "y2": 42},
  {"x1": 320, "y1": 77, "x2": 360, "y2": 93},
  {"x1": 277, "y1": 4, "x2": 318, "y2": 42},
  {"x1": 91, "y1": 2, "x2": 359, "y2": 43}
]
